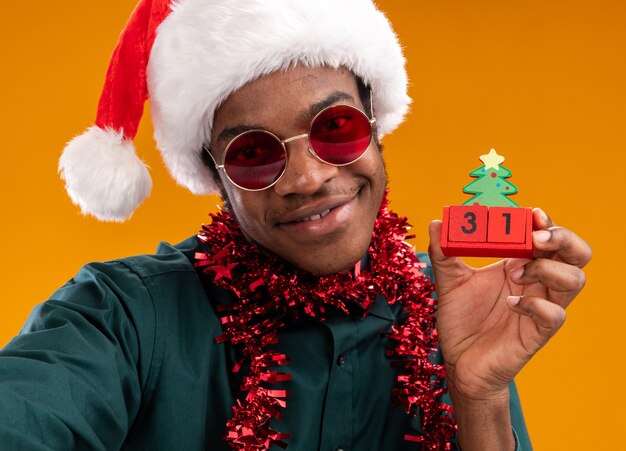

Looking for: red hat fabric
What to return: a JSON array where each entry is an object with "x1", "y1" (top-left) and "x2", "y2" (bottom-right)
[
  {"x1": 59, "y1": 0, "x2": 172, "y2": 221},
  {"x1": 59, "y1": 0, "x2": 410, "y2": 221}
]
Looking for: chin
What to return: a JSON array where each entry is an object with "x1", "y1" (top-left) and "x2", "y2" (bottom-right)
[
  {"x1": 310, "y1": 261, "x2": 356, "y2": 275},
  {"x1": 299, "y1": 262, "x2": 355, "y2": 276},
  {"x1": 293, "y1": 245, "x2": 366, "y2": 275}
]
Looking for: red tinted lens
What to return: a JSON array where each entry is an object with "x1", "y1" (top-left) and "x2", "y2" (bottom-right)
[
  {"x1": 309, "y1": 105, "x2": 372, "y2": 165},
  {"x1": 223, "y1": 131, "x2": 286, "y2": 190}
]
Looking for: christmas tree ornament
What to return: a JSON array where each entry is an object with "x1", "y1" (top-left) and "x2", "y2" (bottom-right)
[
  {"x1": 441, "y1": 149, "x2": 534, "y2": 258},
  {"x1": 57, "y1": 0, "x2": 410, "y2": 221}
]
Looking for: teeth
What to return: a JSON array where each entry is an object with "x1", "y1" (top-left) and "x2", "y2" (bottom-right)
[{"x1": 297, "y1": 209, "x2": 331, "y2": 222}]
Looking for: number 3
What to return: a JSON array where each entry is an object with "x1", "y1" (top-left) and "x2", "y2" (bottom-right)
[{"x1": 462, "y1": 211, "x2": 477, "y2": 234}]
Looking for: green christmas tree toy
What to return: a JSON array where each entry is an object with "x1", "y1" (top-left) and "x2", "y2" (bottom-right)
[
  {"x1": 441, "y1": 149, "x2": 534, "y2": 258},
  {"x1": 462, "y1": 149, "x2": 519, "y2": 207}
]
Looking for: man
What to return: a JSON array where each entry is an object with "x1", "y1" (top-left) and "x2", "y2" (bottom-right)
[{"x1": 0, "y1": 1, "x2": 590, "y2": 450}]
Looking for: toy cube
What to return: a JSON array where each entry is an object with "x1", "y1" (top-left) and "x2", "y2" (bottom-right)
[
  {"x1": 487, "y1": 207, "x2": 527, "y2": 243},
  {"x1": 447, "y1": 205, "x2": 488, "y2": 242},
  {"x1": 441, "y1": 206, "x2": 533, "y2": 258}
]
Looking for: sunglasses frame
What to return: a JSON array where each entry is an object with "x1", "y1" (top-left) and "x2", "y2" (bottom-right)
[{"x1": 203, "y1": 99, "x2": 376, "y2": 191}]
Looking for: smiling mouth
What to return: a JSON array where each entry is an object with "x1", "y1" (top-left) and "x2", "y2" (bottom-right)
[
  {"x1": 275, "y1": 186, "x2": 364, "y2": 227},
  {"x1": 295, "y1": 209, "x2": 332, "y2": 223}
]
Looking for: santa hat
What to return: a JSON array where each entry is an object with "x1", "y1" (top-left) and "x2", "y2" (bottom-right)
[{"x1": 59, "y1": 0, "x2": 410, "y2": 221}]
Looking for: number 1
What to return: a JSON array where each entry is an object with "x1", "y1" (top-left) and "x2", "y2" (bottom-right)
[{"x1": 502, "y1": 212, "x2": 511, "y2": 235}]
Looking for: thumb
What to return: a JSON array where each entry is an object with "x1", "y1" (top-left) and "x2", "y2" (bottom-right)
[
  {"x1": 428, "y1": 220, "x2": 447, "y2": 264},
  {"x1": 428, "y1": 220, "x2": 467, "y2": 286}
]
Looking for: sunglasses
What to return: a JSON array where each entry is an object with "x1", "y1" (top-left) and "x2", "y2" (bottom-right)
[{"x1": 204, "y1": 103, "x2": 376, "y2": 191}]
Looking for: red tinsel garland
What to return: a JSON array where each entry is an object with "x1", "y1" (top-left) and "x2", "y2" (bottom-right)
[{"x1": 194, "y1": 195, "x2": 457, "y2": 450}]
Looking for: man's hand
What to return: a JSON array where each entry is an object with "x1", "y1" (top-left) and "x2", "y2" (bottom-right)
[{"x1": 428, "y1": 208, "x2": 591, "y2": 449}]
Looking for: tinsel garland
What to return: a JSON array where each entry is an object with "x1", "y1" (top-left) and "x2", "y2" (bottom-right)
[{"x1": 194, "y1": 195, "x2": 457, "y2": 450}]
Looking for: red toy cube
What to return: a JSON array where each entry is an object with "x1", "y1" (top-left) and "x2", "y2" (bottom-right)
[
  {"x1": 447, "y1": 205, "x2": 488, "y2": 242},
  {"x1": 487, "y1": 207, "x2": 527, "y2": 243},
  {"x1": 441, "y1": 206, "x2": 534, "y2": 258}
]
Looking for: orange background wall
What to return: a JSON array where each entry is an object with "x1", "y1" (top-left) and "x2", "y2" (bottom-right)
[{"x1": 1, "y1": 1, "x2": 623, "y2": 449}]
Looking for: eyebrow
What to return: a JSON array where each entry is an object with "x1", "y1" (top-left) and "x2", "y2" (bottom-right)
[
  {"x1": 297, "y1": 91, "x2": 355, "y2": 124},
  {"x1": 215, "y1": 91, "x2": 356, "y2": 146}
]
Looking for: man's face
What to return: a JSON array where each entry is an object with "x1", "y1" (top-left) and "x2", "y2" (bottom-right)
[{"x1": 210, "y1": 65, "x2": 387, "y2": 274}]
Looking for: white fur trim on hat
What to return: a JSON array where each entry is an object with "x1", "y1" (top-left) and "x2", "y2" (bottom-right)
[
  {"x1": 148, "y1": 0, "x2": 410, "y2": 195},
  {"x1": 59, "y1": 0, "x2": 409, "y2": 221},
  {"x1": 59, "y1": 126, "x2": 152, "y2": 221}
]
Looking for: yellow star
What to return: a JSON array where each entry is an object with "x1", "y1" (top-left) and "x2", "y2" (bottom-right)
[{"x1": 480, "y1": 148, "x2": 505, "y2": 170}]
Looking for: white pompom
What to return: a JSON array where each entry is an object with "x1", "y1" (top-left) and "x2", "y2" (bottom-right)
[{"x1": 58, "y1": 126, "x2": 152, "y2": 222}]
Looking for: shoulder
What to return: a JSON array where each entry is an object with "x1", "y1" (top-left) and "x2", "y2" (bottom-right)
[
  {"x1": 59, "y1": 235, "x2": 202, "y2": 292},
  {"x1": 30, "y1": 235, "x2": 211, "y2": 336},
  {"x1": 114, "y1": 235, "x2": 201, "y2": 279},
  {"x1": 20, "y1": 235, "x2": 220, "y2": 385}
]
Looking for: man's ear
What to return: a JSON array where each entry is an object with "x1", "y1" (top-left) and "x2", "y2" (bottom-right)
[
  {"x1": 218, "y1": 184, "x2": 233, "y2": 213},
  {"x1": 211, "y1": 175, "x2": 232, "y2": 213},
  {"x1": 199, "y1": 143, "x2": 233, "y2": 212},
  {"x1": 200, "y1": 144, "x2": 225, "y2": 188},
  {"x1": 370, "y1": 129, "x2": 383, "y2": 154},
  {"x1": 214, "y1": 172, "x2": 225, "y2": 193}
]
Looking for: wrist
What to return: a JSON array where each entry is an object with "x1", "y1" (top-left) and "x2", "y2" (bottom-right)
[
  {"x1": 444, "y1": 360, "x2": 513, "y2": 401},
  {"x1": 450, "y1": 387, "x2": 516, "y2": 451}
]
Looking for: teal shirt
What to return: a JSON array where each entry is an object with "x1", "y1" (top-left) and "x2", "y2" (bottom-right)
[{"x1": 0, "y1": 237, "x2": 531, "y2": 450}]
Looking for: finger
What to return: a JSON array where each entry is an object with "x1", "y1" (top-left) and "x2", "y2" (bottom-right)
[
  {"x1": 428, "y1": 220, "x2": 461, "y2": 265},
  {"x1": 507, "y1": 295, "x2": 567, "y2": 342},
  {"x1": 428, "y1": 220, "x2": 470, "y2": 287},
  {"x1": 532, "y1": 226, "x2": 592, "y2": 268},
  {"x1": 509, "y1": 258, "x2": 586, "y2": 309},
  {"x1": 505, "y1": 257, "x2": 532, "y2": 273},
  {"x1": 428, "y1": 220, "x2": 447, "y2": 263},
  {"x1": 533, "y1": 208, "x2": 555, "y2": 230}
]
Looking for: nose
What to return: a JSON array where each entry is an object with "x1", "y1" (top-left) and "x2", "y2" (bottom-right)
[{"x1": 273, "y1": 137, "x2": 339, "y2": 196}]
